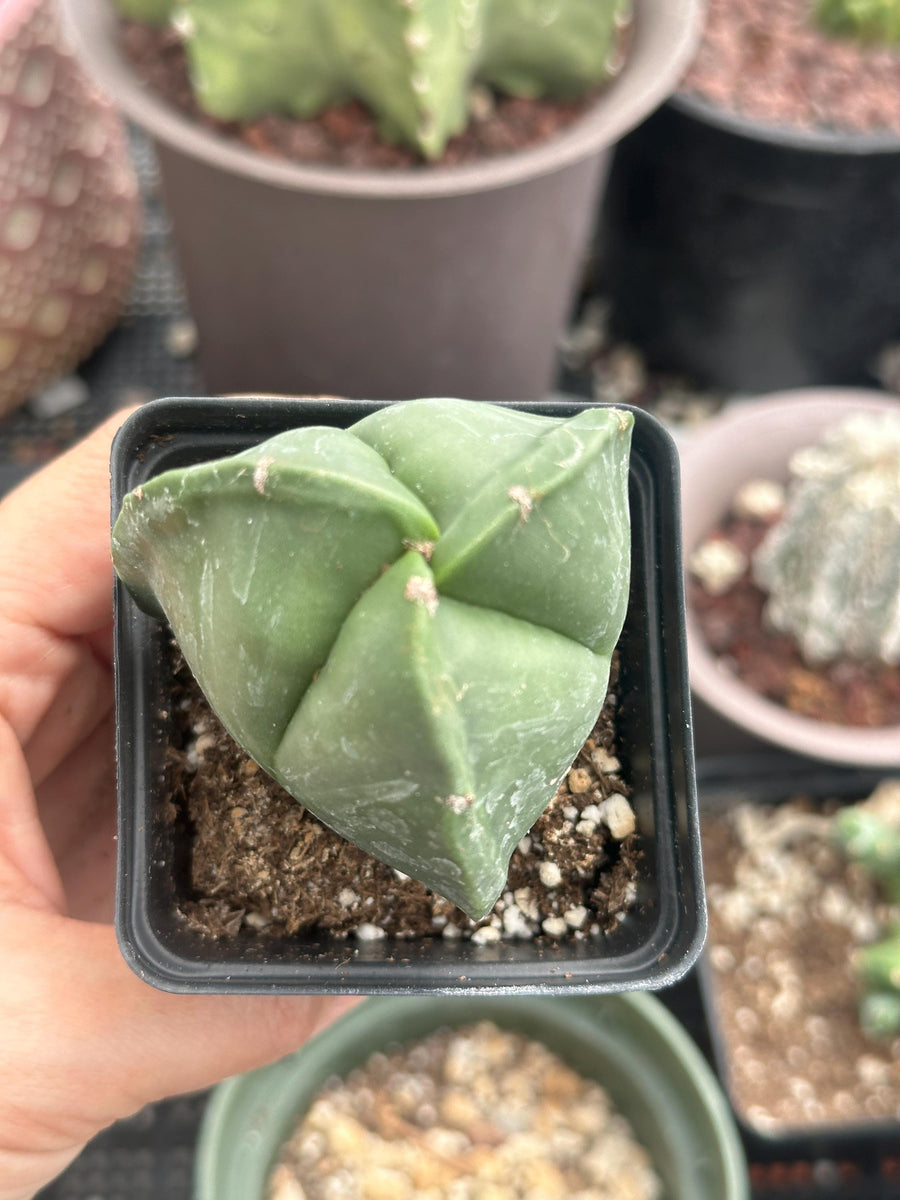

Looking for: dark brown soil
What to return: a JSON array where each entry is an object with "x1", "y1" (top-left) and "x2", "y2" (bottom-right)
[
  {"x1": 120, "y1": 20, "x2": 604, "y2": 170},
  {"x1": 682, "y1": 0, "x2": 900, "y2": 134},
  {"x1": 165, "y1": 647, "x2": 642, "y2": 943},
  {"x1": 690, "y1": 512, "x2": 900, "y2": 728},
  {"x1": 703, "y1": 799, "x2": 900, "y2": 1131}
]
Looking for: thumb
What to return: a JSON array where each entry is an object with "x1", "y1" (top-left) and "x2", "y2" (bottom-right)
[{"x1": 2, "y1": 907, "x2": 356, "y2": 1157}]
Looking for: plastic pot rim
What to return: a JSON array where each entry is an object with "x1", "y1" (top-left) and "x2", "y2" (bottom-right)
[
  {"x1": 681, "y1": 388, "x2": 900, "y2": 770},
  {"x1": 60, "y1": 0, "x2": 705, "y2": 200},
  {"x1": 670, "y1": 89, "x2": 900, "y2": 156},
  {"x1": 195, "y1": 992, "x2": 749, "y2": 1200}
]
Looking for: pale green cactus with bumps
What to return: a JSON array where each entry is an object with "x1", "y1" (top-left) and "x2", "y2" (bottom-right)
[
  {"x1": 112, "y1": 0, "x2": 630, "y2": 158},
  {"x1": 753, "y1": 411, "x2": 900, "y2": 667},
  {"x1": 112, "y1": 399, "x2": 633, "y2": 919},
  {"x1": 834, "y1": 780, "x2": 900, "y2": 1038},
  {"x1": 814, "y1": 0, "x2": 900, "y2": 42}
]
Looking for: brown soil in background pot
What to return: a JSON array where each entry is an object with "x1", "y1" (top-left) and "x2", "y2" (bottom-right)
[
  {"x1": 165, "y1": 648, "x2": 643, "y2": 944},
  {"x1": 119, "y1": 20, "x2": 616, "y2": 170},
  {"x1": 703, "y1": 799, "x2": 900, "y2": 1132},
  {"x1": 681, "y1": 0, "x2": 900, "y2": 134},
  {"x1": 690, "y1": 510, "x2": 900, "y2": 729}
]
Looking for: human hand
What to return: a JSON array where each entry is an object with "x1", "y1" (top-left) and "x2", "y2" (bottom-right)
[{"x1": 0, "y1": 412, "x2": 354, "y2": 1200}]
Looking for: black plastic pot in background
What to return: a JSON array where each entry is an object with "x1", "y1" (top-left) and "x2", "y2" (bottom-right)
[
  {"x1": 111, "y1": 396, "x2": 704, "y2": 995},
  {"x1": 596, "y1": 94, "x2": 900, "y2": 394},
  {"x1": 697, "y1": 762, "x2": 898, "y2": 1167}
]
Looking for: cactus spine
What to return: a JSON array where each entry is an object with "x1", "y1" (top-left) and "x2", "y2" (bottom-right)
[
  {"x1": 113, "y1": 0, "x2": 629, "y2": 158},
  {"x1": 112, "y1": 399, "x2": 633, "y2": 919},
  {"x1": 752, "y1": 412, "x2": 900, "y2": 667},
  {"x1": 814, "y1": 0, "x2": 900, "y2": 43}
]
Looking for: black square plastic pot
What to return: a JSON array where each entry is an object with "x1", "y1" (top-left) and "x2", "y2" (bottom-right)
[
  {"x1": 697, "y1": 761, "x2": 898, "y2": 1166},
  {"x1": 111, "y1": 396, "x2": 703, "y2": 994}
]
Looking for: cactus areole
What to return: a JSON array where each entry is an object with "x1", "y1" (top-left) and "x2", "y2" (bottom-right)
[
  {"x1": 112, "y1": 399, "x2": 634, "y2": 919},
  {"x1": 111, "y1": 0, "x2": 632, "y2": 158}
]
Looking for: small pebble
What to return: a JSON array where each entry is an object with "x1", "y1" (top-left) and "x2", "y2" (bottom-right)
[
  {"x1": 591, "y1": 747, "x2": 621, "y2": 775},
  {"x1": 338, "y1": 888, "x2": 358, "y2": 909},
  {"x1": 28, "y1": 374, "x2": 89, "y2": 418},
  {"x1": 732, "y1": 478, "x2": 786, "y2": 522},
  {"x1": 542, "y1": 916, "x2": 568, "y2": 938},
  {"x1": 471, "y1": 925, "x2": 500, "y2": 945},
  {"x1": 689, "y1": 537, "x2": 748, "y2": 596},
  {"x1": 165, "y1": 317, "x2": 198, "y2": 358},
  {"x1": 567, "y1": 767, "x2": 593, "y2": 794}
]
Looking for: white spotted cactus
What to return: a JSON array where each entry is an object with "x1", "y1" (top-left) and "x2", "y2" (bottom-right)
[
  {"x1": 0, "y1": 0, "x2": 140, "y2": 416},
  {"x1": 113, "y1": 0, "x2": 630, "y2": 158},
  {"x1": 753, "y1": 412, "x2": 900, "y2": 666},
  {"x1": 112, "y1": 399, "x2": 633, "y2": 918}
]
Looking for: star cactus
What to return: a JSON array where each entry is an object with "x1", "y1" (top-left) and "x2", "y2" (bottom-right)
[
  {"x1": 112, "y1": 0, "x2": 630, "y2": 158},
  {"x1": 112, "y1": 399, "x2": 633, "y2": 919}
]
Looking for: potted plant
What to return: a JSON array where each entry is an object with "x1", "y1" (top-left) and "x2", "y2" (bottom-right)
[
  {"x1": 60, "y1": 0, "x2": 704, "y2": 401},
  {"x1": 110, "y1": 394, "x2": 703, "y2": 993},
  {"x1": 680, "y1": 388, "x2": 900, "y2": 767},
  {"x1": 0, "y1": 0, "x2": 140, "y2": 418},
  {"x1": 194, "y1": 993, "x2": 749, "y2": 1200},
  {"x1": 597, "y1": 0, "x2": 900, "y2": 393},
  {"x1": 697, "y1": 765, "x2": 900, "y2": 1163}
]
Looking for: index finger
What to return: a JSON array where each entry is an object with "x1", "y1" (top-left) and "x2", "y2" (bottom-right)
[{"x1": 0, "y1": 409, "x2": 136, "y2": 639}]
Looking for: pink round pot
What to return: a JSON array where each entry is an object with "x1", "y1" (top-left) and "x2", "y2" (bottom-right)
[
  {"x1": 680, "y1": 388, "x2": 900, "y2": 768},
  {"x1": 0, "y1": 0, "x2": 141, "y2": 417}
]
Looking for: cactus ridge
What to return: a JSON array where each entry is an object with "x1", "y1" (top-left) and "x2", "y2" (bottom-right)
[
  {"x1": 113, "y1": 399, "x2": 633, "y2": 918},
  {"x1": 752, "y1": 412, "x2": 900, "y2": 667},
  {"x1": 114, "y1": 0, "x2": 628, "y2": 157}
]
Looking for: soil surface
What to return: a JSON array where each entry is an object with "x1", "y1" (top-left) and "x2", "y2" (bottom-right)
[
  {"x1": 682, "y1": 0, "x2": 900, "y2": 134},
  {"x1": 269, "y1": 1021, "x2": 662, "y2": 1200},
  {"x1": 165, "y1": 647, "x2": 642, "y2": 943},
  {"x1": 120, "y1": 20, "x2": 606, "y2": 170},
  {"x1": 703, "y1": 799, "x2": 900, "y2": 1131},
  {"x1": 690, "y1": 509, "x2": 900, "y2": 728}
]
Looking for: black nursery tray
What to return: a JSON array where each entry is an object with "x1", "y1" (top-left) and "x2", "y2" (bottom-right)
[
  {"x1": 696, "y1": 761, "x2": 899, "y2": 1168},
  {"x1": 111, "y1": 396, "x2": 703, "y2": 995}
]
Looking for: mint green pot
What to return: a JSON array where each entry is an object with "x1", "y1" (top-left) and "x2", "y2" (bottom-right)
[{"x1": 195, "y1": 993, "x2": 749, "y2": 1200}]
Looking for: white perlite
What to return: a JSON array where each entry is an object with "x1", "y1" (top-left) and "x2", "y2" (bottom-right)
[
  {"x1": 597, "y1": 794, "x2": 636, "y2": 839},
  {"x1": 354, "y1": 922, "x2": 386, "y2": 942},
  {"x1": 539, "y1": 861, "x2": 563, "y2": 888}
]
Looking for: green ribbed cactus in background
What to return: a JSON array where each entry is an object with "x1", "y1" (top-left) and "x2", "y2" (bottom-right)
[
  {"x1": 114, "y1": 0, "x2": 175, "y2": 22},
  {"x1": 753, "y1": 412, "x2": 900, "y2": 667},
  {"x1": 834, "y1": 780, "x2": 900, "y2": 1038},
  {"x1": 112, "y1": 0, "x2": 630, "y2": 158},
  {"x1": 814, "y1": 0, "x2": 900, "y2": 42},
  {"x1": 112, "y1": 399, "x2": 633, "y2": 919}
]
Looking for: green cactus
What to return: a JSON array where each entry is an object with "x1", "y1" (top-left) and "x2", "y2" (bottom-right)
[
  {"x1": 114, "y1": 0, "x2": 175, "y2": 22},
  {"x1": 112, "y1": 399, "x2": 633, "y2": 919},
  {"x1": 752, "y1": 412, "x2": 900, "y2": 667},
  {"x1": 814, "y1": 0, "x2": 900, "y2": 43},
  {"x1": 112, "y1": 0, "x2": 629, "y2": 158},
  {"x1": 835, "y1": 780, "x2": 900, "y2": 1038}
]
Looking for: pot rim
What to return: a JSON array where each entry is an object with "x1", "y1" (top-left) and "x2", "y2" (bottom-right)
[
  {"x1": 670, "y1": 89, "x2": 900, "y2": 156},
  {"x1": 195, "y1": 993, "x2": 749, "y2": 1200},
  {"x1": 60, "y1": 0, "x2": 705, "y2": 199},
  {"x1": 681, "y1": 388, "x2": 900, "y2": 770}
]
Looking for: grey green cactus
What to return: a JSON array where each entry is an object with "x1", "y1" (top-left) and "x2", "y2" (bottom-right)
[
  {"x1": 752, "y1": 412, "x2": 900, "y2": 667},
  {"x1": 834, "y1": 780, "x2": 900, "y2": 1038},
  {"x1": 814, "y1": 0, "x2": 900, "y2": 43},
  {"x1": 112, "y1": 399, "x2": 633, "y2": 919},
  {"x1": 111, "y1": 0, "x2": 629, "y2": 158}
]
